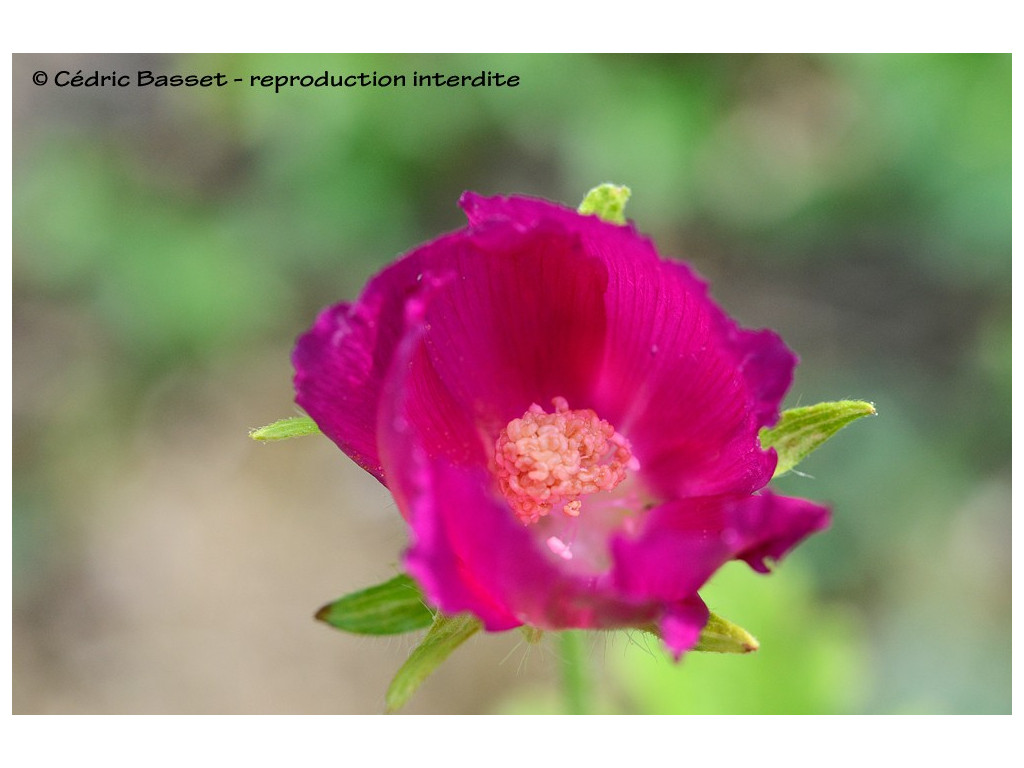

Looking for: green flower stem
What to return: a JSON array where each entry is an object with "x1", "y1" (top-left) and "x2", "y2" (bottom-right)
[{"x1": 559, "y1": 630, "x2": 590, "y2": 715}]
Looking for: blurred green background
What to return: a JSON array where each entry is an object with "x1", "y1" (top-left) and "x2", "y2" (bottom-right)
[{"x1": 12, "y1": 53, "x2": 1010, "y2": 714}]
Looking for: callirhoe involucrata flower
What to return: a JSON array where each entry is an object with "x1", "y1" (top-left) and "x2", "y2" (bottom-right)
[{"x1": 293, "y1": 192, "x2": 829, "y2": 656}]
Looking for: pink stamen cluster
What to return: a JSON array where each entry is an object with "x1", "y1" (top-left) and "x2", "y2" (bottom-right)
[{"x1": 494, "y1": 397, "x2": 635, "y2": 525}]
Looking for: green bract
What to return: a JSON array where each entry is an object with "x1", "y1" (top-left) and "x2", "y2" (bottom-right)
[
  {"x1": 577, "y1": 183, "x2": 631, "y2": 225},
  {"x1": 249, "y1": 415, "x2": 321, "y2": 441},
  {"x1": 385, "y1": 613, "x2": 483, "y2": 713},
  {"x1": 315, "y1": 574, "x2": 434, "y2": 635},
  {"x1": 761, "y1": 400, "x2": 876, "y2": 478}
]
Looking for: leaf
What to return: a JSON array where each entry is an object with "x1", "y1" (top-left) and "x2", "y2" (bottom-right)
[
  {"x1": 249, "y1": 415, "x2": 322, "y2": 441},
  {"x1": 386, "y1": 613, "x2": 482, "y2": 713},
  {"x1": 315, "y1": 574, "x2": 434, "y2": 635},
  {"x1": 760, "y1": 400, "x2": 876, "y2": 478},
  {"x1": 577, "y1": 183, "x2": 631, "y2": 224},
  {"x1": 692, "y1": 612, "x2": 760, "y2": 654}
]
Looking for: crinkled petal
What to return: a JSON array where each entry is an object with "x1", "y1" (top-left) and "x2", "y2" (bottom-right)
[
  {"x1": 294, "y1": 206, "x2": 611, "y2": 482},
  {"x1": 610, "y1": 497, "x2": 735, "y2": 603},
  {"x1": 717, "y1": 325, "x2": 797, "y2": 429},
  {"x1": 460, "y1": 191, "x2": 582, "y2": 230},
  {"x1": 292, "y1": 301, "x2": 390, "y2": 482},
  {"x1": 460, "y1": 192, "x2": 796, "y2": 499},
  {"x1": 611, "y1": 491, "x2": 829, "y2": 605},
  {"x1": 414, "y1": 219, "x2": 608, "y2": 435},
  {"x1": 292, "y1": 235, "x2": 447, "y2": 482},
  {"x1": 728, "y1": 491, "x2": 831, "y2": 574},
  {"x1": 597, "y1": 256, "x2": 791, "y2": 499}
]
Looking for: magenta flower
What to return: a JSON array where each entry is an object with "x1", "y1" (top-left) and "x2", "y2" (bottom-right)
[{"x1": 293, "y1": 193, "x2": 829, "y2": 656}]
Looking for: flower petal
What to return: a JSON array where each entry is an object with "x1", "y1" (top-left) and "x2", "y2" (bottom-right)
[
  {"x1": 292, "y1": 301, "x2": 389, "y2": 481},
  {"x1": 292, "y1": 236, "x2": 444, "y2": 482},
  {"x1": 728, "y1": 491, "x2": 831, "y2": 574},
  {"x1": 611, "y1": 491, "x2": 829, "y2": 602},
  {"x1": 294, "y1": 205, "x2": 612, "y2": 481},
  {"x1": 459, "y1": 193, "x2": 796, "y2": 500},
  {"x1": 596, "y1": 257, "x2": 794, "y2": 499},
  {"x1": 415, "y1": 219, "x2": 609, "y2": 434},
  {"x1": 660, "y1": 596, "x2": 711, "y2": 658},
  {"x1": 610, "y1": 497, "x2": 736, "y2": 603}
]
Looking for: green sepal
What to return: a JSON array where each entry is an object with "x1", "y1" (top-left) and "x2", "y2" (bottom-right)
[
  {"x1": 386, "y1": 613, "x2": 482, "y2": 713},
  {"x1": 760, "y1": 400, "x2": 876, "y2": 478},
  {"x1": 641, "y1": 611, "x2": 759, "y2": 655},
  {"x1": 578, "y1": 183, "x2": 631, "y2": 224},
  {"x1": 692, "y1": 612, "x2": 760, "y2": 654},
  {"x1": 249, "y1": 415, "x2": 322, "y2": 442},
  {"x1": 315, "y1": 574, "x2": 434, "y2": 635}
]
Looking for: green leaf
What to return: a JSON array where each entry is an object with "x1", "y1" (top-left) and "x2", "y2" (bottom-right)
[
  {"x1": 577, "y1": 183, "x2": 631, "y2": 224},
  {"x1": 760, "y1": 400, "x2": 876, "y2": 478},
  {"x1": 692, "y1": 612, "x2": 760, "y2": 654},
  {"x1": 249, "y1": 415, "x2": 322, "y2": 441},
  {"x1": 386, "y1": 613, "x2": 482, "y2": 713},
  {"x1": 315, "y1": 574, "x2": 434, "y2": 635}
]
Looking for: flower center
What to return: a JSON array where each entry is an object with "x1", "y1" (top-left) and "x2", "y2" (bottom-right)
[{"x1": 494, "y1": 397, "x2": 636, "y2": 526}]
